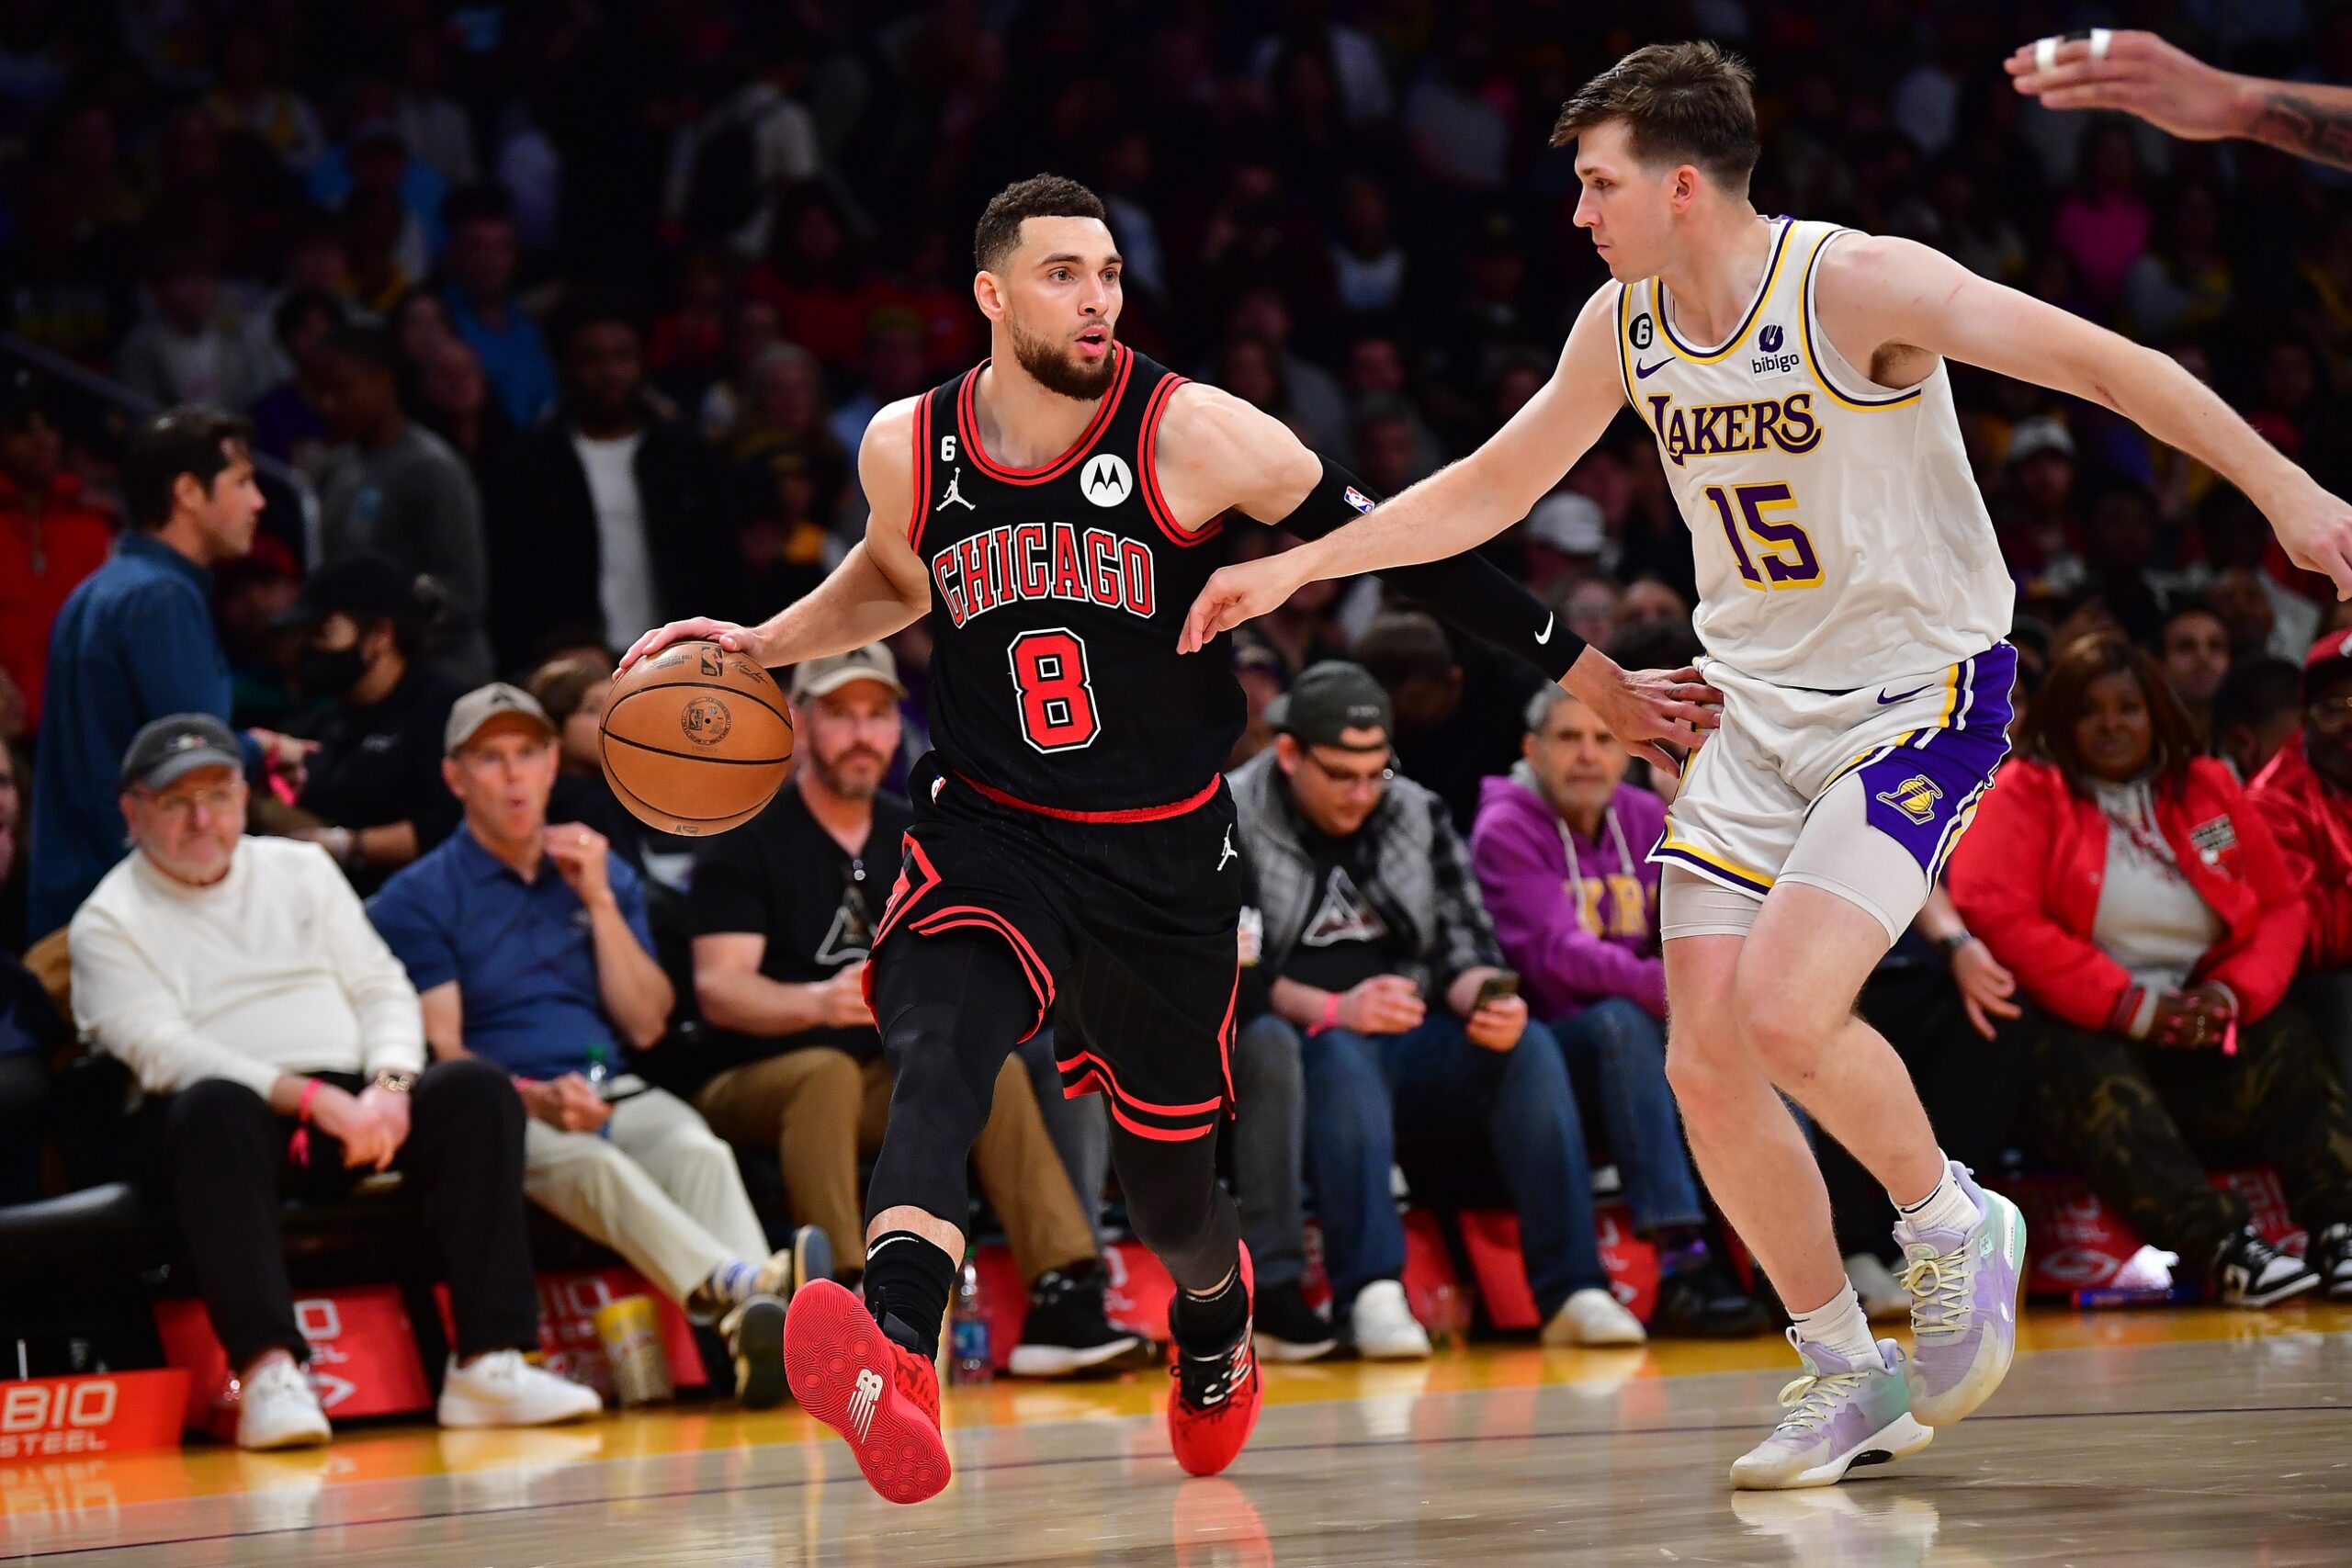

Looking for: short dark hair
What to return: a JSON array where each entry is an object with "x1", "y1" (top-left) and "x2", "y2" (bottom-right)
[
  {"x1": 1352, "y1": 609, "x2": 1456, "y2": 689},
  {"x1": 1606, "y1": 615, "x2": 1703, "y2": 670},
  {"x1": 1551, "y1": 41, "x2": 1760, "y2": 193},
  {"x1": 2214, "y1": 654, "x2": 2303, "y2": 733},
  {"x1": 442, "y1": 182, "x2": 517, "y2": 231},
  {"x1": 272, "y1": 286, "x2": 345, "y2": 349},
  {"x1": 322, "y1": 321, "x2": 399, "y2": 377},
  {"x1": 548, "y1": 283, "x2": 645, "y2": 356},
  {"x1": 122, "y1": 405, "x2": 254, "y2": 532},
  {"x1": 2025, "y1": 632, "x2": 2202, "y2": 795},
  {"x1": 2159, "y1": 595, "x2": 2226, "y2": 639},
  {"x1": 973, "y1": 175, "x2": 1108, "y2": 272}
]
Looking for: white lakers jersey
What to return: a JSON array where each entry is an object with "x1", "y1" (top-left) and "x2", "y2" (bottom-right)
[{"x1": 1614, "y1": 216, "x2": 2013, "y2": 689}]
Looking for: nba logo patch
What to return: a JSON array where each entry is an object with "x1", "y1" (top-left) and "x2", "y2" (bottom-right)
[
  {"x1": 1343, "y1": 487, "x2": 1374, "y2": 513},
  {"x1": 1875, "y1": 773, "x2": 1944, "y2": 825}
]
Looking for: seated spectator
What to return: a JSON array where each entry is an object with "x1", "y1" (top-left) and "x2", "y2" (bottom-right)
[
  {"x1": 0, "y1": 369, "x2": 113, "y2": 734},
  {"x1": 28, "y1": 408, "x2": 305, "y2": 941},
  {"x1": 115, "y1": 240, "x2": 271, "y2": 413},
  {"x1": 1471, "y1": 684, "x2": 1770, "y2": 1337},
  {"x1": 1520, "y1": 492, "x2": 1609, "y2": 605},
  {"x1": 2251, "y1": 631, "x2": 2352, "y2": 1095},
  {"x1": 1355, "y1": 609, "x2": 1544, "y2": 834},
  {"x1": 1554, "y1": 576, "x2": 1621, "y2": 656},
  {"x1": 688, "y1": 648, "x2": 1139, "y2": 1376},
  {"x1": 525, "y1": 656, "x2": 648, "y2": 876},
  {"x1": 2211, "y1": 655, "x2": 2302, "y2": 783},
  {"x1": 0, "y1": 945, "x2": 62, "y2": 1206},
  {"x1": 276, "y1": 554, "x2": 465, "y2": 893},
  {"x1": 2158, "y1": 599, "x2": 2231, "y2": 740},
  {"x1": 1230, "y1": 664, "x2": 1644, "y2": 1350},
  {"x1": 312, "y1": 323, "x2": 493, "y2": 682},
  {"x1": 1617, "y1": 576, "x2": 1690, "y2": 632},
  {"x1": 245, "y1": 288, "x2": 343, "y2": 468},
  {"x1": 440, "y1": 184, "x2": 555, "y2": 426},
  {"x1": 488, "y1": 288, "x2": 728, "y2": 672},
  {"x1": 71, "y1": 714, "x2": 599, "y2": 1447},
  {"x1": 368, "y1": 684, "x2": 817, "y2": 1405},
  {"x1": 412, "y1": 334, "x2": 515, "y2": 497},
  {"x1": 1949, "y1": 635, "x2": 2352, "y2": 1306}
]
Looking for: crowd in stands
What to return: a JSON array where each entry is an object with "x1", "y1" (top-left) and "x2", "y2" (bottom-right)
[{"x1": 9, "y1": 0, "x2": 2352, "y2": 1446}]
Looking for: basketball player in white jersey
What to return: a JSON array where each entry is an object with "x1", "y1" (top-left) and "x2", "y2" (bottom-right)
[{"x1": 1183, "y1": 41, "x2": 2352, "y2": 1491}]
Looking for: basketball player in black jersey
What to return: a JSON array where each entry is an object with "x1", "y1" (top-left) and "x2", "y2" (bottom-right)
[{"x1": 623, "y1": 175, "x2": 1713, "y2": 1503}]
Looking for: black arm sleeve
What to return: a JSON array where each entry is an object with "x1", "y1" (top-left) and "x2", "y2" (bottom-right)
[{"x1": 1250, "y1": 458, "x2": 1588, "y2": 680}]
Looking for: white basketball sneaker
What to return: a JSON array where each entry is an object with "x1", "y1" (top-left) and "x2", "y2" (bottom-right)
[
  {"x1": 1347, "y1": 1280, "x2": 1432, "y2": 1359},
  {"x1": 1541, "y1": 1286, "x2": 1646, "y2": 1347},
  {"x1": 236, "y1": 1355, "x2": 331, "y2": 1450},
  {"x1": 436, "y1": 1350, "x2": 603, "y2": 1429}
]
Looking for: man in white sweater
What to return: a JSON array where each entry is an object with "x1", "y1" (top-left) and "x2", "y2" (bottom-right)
[{"x1": 70, "y1": 714, "x2": 601, "y2": 1450}]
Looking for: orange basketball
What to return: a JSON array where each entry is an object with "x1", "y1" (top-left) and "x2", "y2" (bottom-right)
[{"x1": 600, "y1": 640, "x2": 792, "y2": 835}]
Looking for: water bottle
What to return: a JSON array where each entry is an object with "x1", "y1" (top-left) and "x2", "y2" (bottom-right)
[{"x1": 950, "y1": 1248, "x2": 992, "y2": 1385}]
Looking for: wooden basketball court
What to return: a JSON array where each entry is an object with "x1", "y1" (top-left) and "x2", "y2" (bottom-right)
[{"x1": 8, "y1": 1303, "x2": 2347, "y2": 1565}]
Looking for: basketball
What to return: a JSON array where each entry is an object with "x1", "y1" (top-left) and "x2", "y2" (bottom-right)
[{"x1": 599, "y1": 640, "x2": 791, "y2": 835}]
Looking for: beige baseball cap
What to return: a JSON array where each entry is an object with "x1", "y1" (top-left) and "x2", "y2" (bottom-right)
[
  {"x1": 445, "y1": 682, "x2": 557, "y2": 754},
  {"x1": 789, "y1": 644, "x2": 908, "y2": 705}
]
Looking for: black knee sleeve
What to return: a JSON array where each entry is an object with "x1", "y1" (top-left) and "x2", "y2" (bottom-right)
[
  {"x1": 864, "y1": 933, "x2": 1039, "y2": 1233},
  {"x1": 1111, "y1": 1122, "x2": 1241, "y2": 1292}
]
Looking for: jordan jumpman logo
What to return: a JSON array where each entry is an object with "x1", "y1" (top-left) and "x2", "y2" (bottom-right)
[
  {"x1": 1217, "y1": 827, "x2": 1238, "y2": 870},
  {"x1": 935, "y1": 467, "x2": 975, "y2": 512}
]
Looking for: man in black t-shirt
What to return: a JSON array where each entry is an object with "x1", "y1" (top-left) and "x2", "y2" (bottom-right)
[{"x1": 687, "y1": 647, "x2": 1142, "y2": 1376}]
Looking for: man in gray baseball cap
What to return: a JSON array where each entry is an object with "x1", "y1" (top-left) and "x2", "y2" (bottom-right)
[{"x1": 444, "y1": 682, "x2": 557, "y2": 756}]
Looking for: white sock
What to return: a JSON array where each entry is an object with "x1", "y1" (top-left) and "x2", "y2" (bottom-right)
[
  {"x1": 1894, "y1": 1156, "x2": 1982, "y2": 1237},
  {"x1": 1789, "y1": 1281, "x2": 1877, "y2": 1364},
  {"x1": 706, "y1": 1259, "x2": 757, "y2": 1307}
]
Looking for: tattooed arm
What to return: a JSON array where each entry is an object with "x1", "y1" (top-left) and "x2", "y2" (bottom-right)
[{"x1": 2007, "y1": 29, "x2": 2352, "y2": 173}]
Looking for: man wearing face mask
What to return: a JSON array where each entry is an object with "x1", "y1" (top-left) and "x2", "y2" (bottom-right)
[{"x1": 279, "y1": 554, "x2": 464, "y2": 894}]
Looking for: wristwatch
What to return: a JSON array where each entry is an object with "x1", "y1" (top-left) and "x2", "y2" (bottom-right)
[
  {"x1": 1934, "y1": 930, "x2": 1973, "y2": 961},
  {"x1": 371, "y1": 1069, "x2": 418, "y2": 1094}
]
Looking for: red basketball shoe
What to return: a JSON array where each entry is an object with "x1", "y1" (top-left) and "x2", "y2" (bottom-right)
[
  {"x1": 1167, "y1": 1246, "x2": 1261, "y2": 1477},
  {"x1": 783, "y1": 1280, "x2": 950, "y2": 1505}
]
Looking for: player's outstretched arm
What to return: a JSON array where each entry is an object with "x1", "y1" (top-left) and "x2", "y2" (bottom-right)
[
  {"x1": 618, "y1": 400, "x2": 936, "y2": 671},
  {"x1": 2007, "y1": 28, "x2": 2352, "y2": 172},
  {"x1": 1179, "y1": 285, "x2": 1629, "y2": 648},
  {"x1": 1167, "y1": 322, "x2": 1718, "y2": 775},
  {"x1": 1820, "y1": 234, "x2": 2352, "y2": 597}
]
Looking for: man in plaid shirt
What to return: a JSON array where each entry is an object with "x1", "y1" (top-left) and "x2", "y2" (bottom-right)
[{"x1": 1228, "y1": 662, "x2": 1645, "y2": 1352}]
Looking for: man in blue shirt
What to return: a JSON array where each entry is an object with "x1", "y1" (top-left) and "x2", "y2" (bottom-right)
[
  {"x1": 28, "y1": 406, "x2": 307, "y2": 939},
  {"x1": 442, "y1": 186, "x2": 555, "y2": 428},
  {"x1": 368, "y1": 682, "x2": 820, "y2": 1409}
]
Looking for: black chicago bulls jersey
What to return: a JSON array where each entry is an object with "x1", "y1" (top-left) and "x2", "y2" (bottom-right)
[{"x1": 903, "y1": 344, "x2": 1242, "y2": 815}]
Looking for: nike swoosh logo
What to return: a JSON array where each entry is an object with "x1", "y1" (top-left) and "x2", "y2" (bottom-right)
[
  {"x1": 1634, "y1": 358, "x2": 1672, "y2": 378},
  {"x1": 1534, "y1": 614, "x2": 1554, "y2": 646},
  {"x1": 1877, "y1": 684, "x2": 1930, "y2": 705}
]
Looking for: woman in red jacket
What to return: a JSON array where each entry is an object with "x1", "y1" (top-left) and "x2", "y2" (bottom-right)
[{"x1": 1948, "y1": 634, "x2": 2352, "y2": 1305}]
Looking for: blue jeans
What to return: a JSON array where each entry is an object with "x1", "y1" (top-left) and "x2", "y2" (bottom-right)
[
  {"x1": 1301, "y1": 1012, "x2": 1606, "y2": 1320},
  {"x1": 1549, "y1": 998, "x2": 1706, "y2": 1235}
]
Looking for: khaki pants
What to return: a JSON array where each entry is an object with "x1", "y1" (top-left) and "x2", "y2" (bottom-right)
[
  {"x1": 695, "y1": 1048, "x2": 1096, "y2": 1284},
  {"x1": 523, "y1": 1087, "x2": 771, "y2": 1306}
]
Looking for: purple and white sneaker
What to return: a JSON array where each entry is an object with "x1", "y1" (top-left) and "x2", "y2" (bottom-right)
[
  {"x1": 1729, "y1": 1330, "x2": 1932, "y2": 1491},
  {"x1": 1894, "y1": 1161, "x2": 2027, "y2": 1427}
]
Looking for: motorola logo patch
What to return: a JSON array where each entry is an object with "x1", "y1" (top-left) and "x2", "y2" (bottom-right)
[{"x1": 1081, "y1": 454, "x2": 1134, "y2": 507}]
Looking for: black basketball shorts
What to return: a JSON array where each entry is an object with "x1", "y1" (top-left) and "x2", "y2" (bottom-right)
[{"x1": 865, "y1": 756, "x2": 1243, "y2": 1141}]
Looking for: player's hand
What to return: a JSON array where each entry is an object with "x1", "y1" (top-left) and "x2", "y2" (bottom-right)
[
  {"x1": 1464, "y1": 993, "x2": 1529, "y2": 1053},
  {"x1": 1563, "y1": 652, "x2": 1722, "y2": 780},
  {"x1": 544, "y1": 824, "x2": 614, "y2": 906},
  {"x1": 1179, "y1": 553, "x2": 1312, "y2": 654},
  {"x1": 618, "y1": 616, "x2": 765, "y2": 673},
  {"x1": 1947, "y1": 937, "x2": 2022, "y2": 1040},
  {"x1": 819, "y1": 963, "x2": 874, "y2": 1029},
  {"x1": 1338, "y1": 976, "x2": 1425, "y2": 1035},
  {"x1": 2005, "y1": 30, "x2": 2252, "y2": 141},
  {"x1": 2262, "y1": 481, "x2": 2352, "y2": 600}
]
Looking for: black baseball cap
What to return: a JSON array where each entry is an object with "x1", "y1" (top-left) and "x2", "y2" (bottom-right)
[
  {"x1": 272, "y1": 553, "x2": 415, "y2": 630},
  {"x1": 1266, "y1": 661, "x2": 1394, "y2": 750},
  {"x1": 120, "y1": 713, "x2": 243, "y2": 791}
]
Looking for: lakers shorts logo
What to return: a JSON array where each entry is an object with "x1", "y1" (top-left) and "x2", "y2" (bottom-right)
[{"x1": 1875, "y1": 773, "x2": 1944, "y2": 826}]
